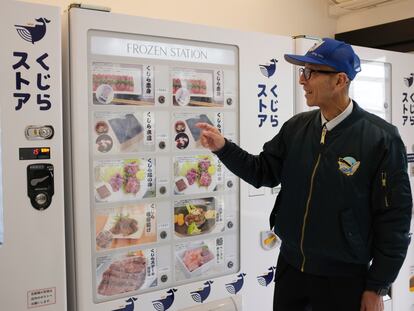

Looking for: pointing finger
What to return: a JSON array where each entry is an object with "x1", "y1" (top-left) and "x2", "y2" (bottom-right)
[{"x1": 196, "y1": 122, "x2": 215, "y2": 130}]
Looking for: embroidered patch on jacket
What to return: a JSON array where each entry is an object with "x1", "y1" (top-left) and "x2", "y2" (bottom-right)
[{"x1": 338, "y1": 157, "x2": 360, "y2": 176}]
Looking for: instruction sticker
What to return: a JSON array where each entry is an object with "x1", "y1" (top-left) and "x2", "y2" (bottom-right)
[{"x1": 27, "y1": 287, "x2": 56, "y2": 308}]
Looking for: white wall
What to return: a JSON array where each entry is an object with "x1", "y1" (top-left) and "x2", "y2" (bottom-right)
[
  {"x1": 18, "y1": 0, "x2": 414, "y2": 48},
  {"x1": 20, "y1": 0, "x2": 338, "y2": 38}
]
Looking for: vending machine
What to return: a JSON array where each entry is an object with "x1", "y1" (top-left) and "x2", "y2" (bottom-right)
[
  {"x1": 63, "y1": 5, "x2": 294, "y2": 311},
  {"x1": 0, "y1": 1, "x2": 67, "y2": 310},
  {"x1": 293, "y1": 35, "x2": 414, "y2": 311}
]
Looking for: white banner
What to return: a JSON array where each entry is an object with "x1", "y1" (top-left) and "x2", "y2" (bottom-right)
[{"x1": 91, "y1": 36, "x2": 236, "y2": 65}]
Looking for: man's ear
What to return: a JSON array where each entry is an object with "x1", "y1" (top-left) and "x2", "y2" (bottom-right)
[{"x1": 336, "y1": 73, "x2": 349, "y2": 88}]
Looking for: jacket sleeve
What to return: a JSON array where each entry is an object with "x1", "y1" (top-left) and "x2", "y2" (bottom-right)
[
  {"x1": 366, "y1": 134, "x2": 413, "y2": 291},
  {"x1": 213, "y1": 123, "x2": 288, "y2": 189}
]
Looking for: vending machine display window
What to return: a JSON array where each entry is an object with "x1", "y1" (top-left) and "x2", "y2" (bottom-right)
[
  {"x1": 88, "y1": 30, "x2": 239, "y2": 302},
  {"x1": 350, "y1": 60, "x2": 391, "y2": 121}
]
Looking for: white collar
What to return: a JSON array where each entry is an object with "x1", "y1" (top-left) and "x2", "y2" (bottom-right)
[{"x1": 321, "y1": 100, "x2": 353, "y2": 131}]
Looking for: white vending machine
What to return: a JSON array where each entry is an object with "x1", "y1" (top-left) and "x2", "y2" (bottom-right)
[
  {"x1": 293, "y1": 35, "x2": 414, "y2": 311},
  {"x1": 0, "y1": 1, "x2": 66, "y2": 310},
  {"x1": 63, "y1": 5, "x2": 293, "y2": 311}
]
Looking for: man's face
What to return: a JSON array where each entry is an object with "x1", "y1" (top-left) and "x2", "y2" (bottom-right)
[{"x1": 299, "y1": 64, "x2": 339, "y2": 108}]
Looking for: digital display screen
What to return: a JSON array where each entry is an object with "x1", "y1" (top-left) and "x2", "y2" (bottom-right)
[{"x1": 19, "y1": 147, "x2": 51, "y2": 160}]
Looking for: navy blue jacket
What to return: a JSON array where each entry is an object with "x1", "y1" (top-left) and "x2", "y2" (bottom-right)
[{"x1": 215, "y1": 102, "x2": 412, "y2": 291}]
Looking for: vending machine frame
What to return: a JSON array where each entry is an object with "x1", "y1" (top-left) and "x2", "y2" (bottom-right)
[
  {"x1": 63, "y1": 5, "x2": 294, "y2": 311},
  {"x1": 0, "y1": 1, "x2": 67, "y2": 310}
]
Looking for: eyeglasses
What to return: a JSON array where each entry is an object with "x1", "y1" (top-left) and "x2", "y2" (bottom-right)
[{"x1": 299, "y1": 67, "x2": 339, "y2": 80}]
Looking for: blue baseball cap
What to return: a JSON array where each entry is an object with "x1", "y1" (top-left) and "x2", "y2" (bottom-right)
[{"x1": 284, "y1": 38, "x2": 361, "y2": 80}]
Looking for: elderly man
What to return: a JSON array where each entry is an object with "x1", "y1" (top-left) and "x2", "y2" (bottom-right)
[{"x1": 196, "y1": 38, "x2": 412, "y2": 311}]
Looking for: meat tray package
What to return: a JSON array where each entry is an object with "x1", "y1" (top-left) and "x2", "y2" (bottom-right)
[
  {"x1": 171, "y1": 68, "x2": 224, "y2": 107},
  {"x1": 172, "y1": 112, "x2": 223, "y2": 151},
  {"x1": 174, "y1": 197, "x2": 224, "y2": 238},
  {"x1": 95, "y1": 202, "x2": 157, "y2": 251},
  {"x1": 95, "y1": 248, "x2": 158, "y2": 300},
  {"x1": 94, "y1": 158, "x2": 156, "y2": 203},
  {"x1": 174, "y1": 235, "x2": 238, "y2": 281},
  {"x1": 92, "y1": 62, "x2": 155, "y2": 106},
  {"x1": 173, "y1": 155, "x2": 222, "y2": 195},
  {"x1": 93, "y1": 111, "x2": 156, "y2": 154}
]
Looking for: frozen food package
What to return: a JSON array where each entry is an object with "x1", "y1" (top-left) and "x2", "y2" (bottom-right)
[
  {"x1": 171, "y1": 68, "x2": 224, "y2": 107},
  {"x1": 96, "y1": 248, "x2": 157, "y2": 298},
  {"x1": 175, "y1": 236, "x2": 231, "y2": 281},
  {"x1": 93, "y1": 111, "x2": 155, "y2": 154},
  {"x1": 185, "y1": 114, "x2": 214, "y2": 141},
  {"x1": 173, "y1": 155, "x2": 221, "y2": 195},
  {"x1": 172, "y1": 112, "x2": 218, "y2": 150},
  {"x1": 92, "y1": 62, "x2": 155, "y2": 106},
  {"x1": 174, "y1": 197, "x2": 224, "y2": 237},
  {"x1": 94, "y1": 158, "x2": 156, "y2": 203}
]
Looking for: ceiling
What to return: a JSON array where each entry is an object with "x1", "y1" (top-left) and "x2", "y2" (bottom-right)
[{"x1": 328, "y1": 0, "x2": 403, "y2": 16}]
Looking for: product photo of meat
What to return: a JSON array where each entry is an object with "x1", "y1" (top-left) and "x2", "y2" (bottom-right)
[
  {"x1": 97, "y1": 256, "x2": 146, "y2": 296},
  {"x1": 110, "y1": 214, "x2": 139, "y2": 236},
  {"x1": 108, "y1": 114, "x2": 144, "y2": 151},
  {"x1": 185, "y1": 114, "x2": 213, "y2": 142}
]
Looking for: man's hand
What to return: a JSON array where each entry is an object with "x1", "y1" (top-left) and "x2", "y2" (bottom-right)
[
  {"x1": 360, "y1": 291, "x2": 384, "y2": 311},
  {"x1": 195, "y1": 123, "x2": 225, "y2": 152}
]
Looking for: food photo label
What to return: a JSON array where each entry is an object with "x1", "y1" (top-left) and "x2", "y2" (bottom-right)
[
  {"x1": 173, "y1": 155, "x2": 220, "y2": 195},
  {"x1": 171, "y1": 68, "x2": 224, "y2": 107},
  {"x1": 174, "y1": 197, "x2": 224, "y2": 238},
  {"x1": 94, "y1": 158, "x2": 156, "y2": 203},
  {"x1": 92, "y1": 62, "x2": 154, "y2": 106},
  {"x1": 93, "y1": 111, "x2": 155, "y2": 154},
  {"x1": 172, "y1": 112, "x2": 216, "y2": 151},
  {"x1": 173, "y1": 235, "x2": 234, "y2": 282},
  {"x1": 95, "y1": 203, "x2": 157, "y2": 251},
  {"x1": 96, "y1": 248, "x2": 157, "y2": 298}
]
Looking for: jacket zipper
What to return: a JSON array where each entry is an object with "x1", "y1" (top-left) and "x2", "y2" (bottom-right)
[
  {"x1": 381, "y1": 172, "x2": 389, "y2": 208},
  {"x1": 300, "y1": 125, "x2": 327, "y2": 272}
]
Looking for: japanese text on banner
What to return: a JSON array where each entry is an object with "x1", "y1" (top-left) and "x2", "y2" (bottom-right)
[
  {"x1": 13, "y1": 52, "x2": 53, "y2": 111},
  {"x1": 257, "y1": 70, "x2": 279, "y2": 127}
]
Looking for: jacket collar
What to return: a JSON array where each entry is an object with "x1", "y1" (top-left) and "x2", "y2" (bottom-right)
[
  {"x1": 314, "y1": 100, "x2": 364, "y2": 133},
  {"x1": 321, "y1": 99, "x2": 353, "y2": 131}
]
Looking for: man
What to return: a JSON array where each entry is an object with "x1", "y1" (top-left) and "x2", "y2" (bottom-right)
[{"x1": 196, "y1": 38, "x2": 412, "y2": 311}]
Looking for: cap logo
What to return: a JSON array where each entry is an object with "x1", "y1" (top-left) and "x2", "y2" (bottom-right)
[
  {"x1": 338, "y1": 156, "x2": 360, "y2": 176},
  {"x1": 308, "y1": 40, "x2": 325, "y2": 53}
]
